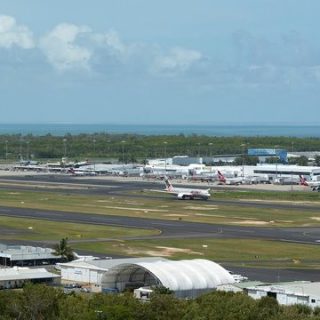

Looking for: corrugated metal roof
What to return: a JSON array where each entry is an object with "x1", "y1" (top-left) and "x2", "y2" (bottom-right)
[
  {"x1": 0, "y1": 267, "x2": 59, "y2": 281},
  {"x1": 0, "y1": 244, "x2": 60, "y2": 261},
  {"x1": 247, "y1": 281, "x2": 320, "y2": 297}
]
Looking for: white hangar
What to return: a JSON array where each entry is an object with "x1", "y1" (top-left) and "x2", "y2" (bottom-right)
[{"x1": 59, "y1": 258, "x2": 235, "y2": 298}]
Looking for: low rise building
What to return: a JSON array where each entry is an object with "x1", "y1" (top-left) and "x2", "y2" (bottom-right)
[
  {"x1": 0, "y1": 267, "x2": 60, "y2": 289},
  {"x1": 58, "y1": 257, "x2": 166, "y2": 286},
  {"x1": 246, "y1": 281, "x2": 320, "y2": 308},
  {"x1": 0, "y1": 244, "x2": 61, "y2": 267}
]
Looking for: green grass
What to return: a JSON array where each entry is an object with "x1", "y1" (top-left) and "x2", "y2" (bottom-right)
[
  {"x1": 0, "y1": 216, "x2": 159, "y2": 241},
  {"x1": 1, "y1": 187, "x2": 320, "y2": 269},
  {"x1": 212, "y1": 189, "x2": 320, "y2": 202},
  {"x1": 0, "y1": 189, "x2": 319, "y2": 227},
  {"x1": 73, "y1": 238, "x2": 320, "y2": 269}
]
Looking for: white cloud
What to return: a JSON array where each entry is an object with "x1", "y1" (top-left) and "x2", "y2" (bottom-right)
[
  {"x1": 39, "y1": 23, "x2": 92, "y2": 72},
  {"x1": 93, "y1": 30, "x2": 126, "y2": 56},
  {"x1": 152, "y1": 47, "x2": 203, "y2": 75},
  {"x1": 0, "y1": 15, "x2": 34, "y2": 49}
]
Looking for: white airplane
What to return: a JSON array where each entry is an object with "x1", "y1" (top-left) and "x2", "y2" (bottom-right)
[
  {"x1": 299, "y1": 175, "x2": 320, "y2": 191},
  {"x1": 217, "y1": 171, "x2": 245, "y2": 185},
  {"x1": 68, "y1": 167, "x2": 96, "y2": 176},
  {"x1": 162, "y1": 176, "x2": 211, "y2": 200}
]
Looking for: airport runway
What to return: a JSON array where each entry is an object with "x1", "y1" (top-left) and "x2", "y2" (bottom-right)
[
  {"x1": 0, "y1": 174, "x2": 320, "y2": 212},
  {"x1": 0, "y1": 205, "x2": 320, "y2": 245}
]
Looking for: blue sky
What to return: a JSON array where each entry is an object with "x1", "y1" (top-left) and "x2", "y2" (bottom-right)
[{"x1": 1, "y1": 0, "x2": 320, "y2": 124}]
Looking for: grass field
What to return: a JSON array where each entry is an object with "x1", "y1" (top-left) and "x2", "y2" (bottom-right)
[
  {"x1": 73, "y1": 238, "x2": 320, "y2": 269},
  {"x1": 0, "y1": 216, "x2": 159, "y2": 242},
  {"x1": 0, "y1": 186, "x2": 320, "y2": 269},
  {"x1": 0, "y1": 189, "x2": 319, "y2": 227}
]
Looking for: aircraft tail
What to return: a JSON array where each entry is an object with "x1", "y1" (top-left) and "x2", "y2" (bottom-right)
[
  {"x1": 68, "y1": 167, "x2": 75, "y2": 175},
  {"x1": 299, "y1": 175, "x2": 308, "y2": 186},
  {"x1": 164, "y1": 176, "x2": 174, "y2": 191},
  {"x1": 217, "y1": 171, "x2": 226, "y2": 183}
]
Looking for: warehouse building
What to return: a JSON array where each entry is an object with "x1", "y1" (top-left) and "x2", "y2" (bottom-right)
[
  {"x1": 246, "y1": 281, "x2": 320, "y2": 309},
  {"x1": 0, "y1": 267, "x2": 60, "y2": 289},
  {"x1": 0, "y1": 244, "x2": 61, "y2": 267},
  {"x1": 253, "y1": 164, "x2": 320, "y2": 180},
  {"x1": 101, "y1": 259, "x2": 235, "y2": 298}
]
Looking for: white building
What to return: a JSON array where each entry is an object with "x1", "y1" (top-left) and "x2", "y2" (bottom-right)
[
  {"x1": 59, "y1": 258, "x2": 235, "y2": 298},
  {"x1": 58, "y1": 257, "x2": 166, "y2": 286},
  {"x1": 252, "y1": 164, "x2": 320, "y2": 180},
  {"x1": 102, "y1": 258, "x2": 235, "y2": 298},
  {"x1": 0, "y1": 267, "x2": 60, "y2": 289},
  {"x1": 0, "y1": 244, "x2": 61, "y2": 267},
  {"x1": 247, "y1": 281, "x2": 320, "y2": 309}
]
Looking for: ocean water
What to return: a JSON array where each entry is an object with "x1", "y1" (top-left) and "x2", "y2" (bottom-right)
[{"x1": 0, "y1": 123, "x2": 319, "y2": 137}]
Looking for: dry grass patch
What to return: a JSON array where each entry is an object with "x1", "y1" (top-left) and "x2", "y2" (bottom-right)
[
  {"x1": 231, "y1": 220, "x2": 271, "y2": 225},
  {"x1": 125, "y1": 246, "x2": 203, "y2": 257}
]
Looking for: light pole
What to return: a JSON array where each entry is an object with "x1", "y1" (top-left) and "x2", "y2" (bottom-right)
[
  {"x1": 208, "y1": 142, "x2": 213, "y2": 157},
  {"x1": 163, "y1": 141, "x2": 167, "y2": 173},
  {"x1": 291, "y1": 142, "x2": 294, "y2": 191},
  {"x1": 63, "y1": 138, "x2": 67, "y2": 158},
  {"x1": 121, "y1": 140, "x2": 126, "y2": 164},
  {"x1": 197, "y1": 143, "x2": 201, "y2": 157},
  {"x1": 26, "y1": 141, "x2": 30, "y2": 160},
  {"x1": 240, "y1": 143, "x2": 247, "y2": 177},
  {"x1": 274, "y1": 145, "x2": 279, "y2": 182},
  {"x1": 93, "y1": 138, "x2": 96, "y2": 172},
  {"x1": 5, "y1": 140, "x2": 8, "y2": 160},
  {"x1": 19, "y1": 137, "x2": 23, "y2": 161}
]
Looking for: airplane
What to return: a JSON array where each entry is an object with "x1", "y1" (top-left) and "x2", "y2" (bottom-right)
[
  {"x1": 68, "y1": 167, "x2": 96, "y2": 176},
  {"x1": 162, "y1": 176, "x2": 211, "y2": 200},
  {"x1": 217, "y1": 171, "x2": 245, "y2": 185},
  {"x1": 299, "y1": 175, "x2": 320, "y2": 191}
]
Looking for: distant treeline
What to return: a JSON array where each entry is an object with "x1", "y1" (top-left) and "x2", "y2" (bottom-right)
[
  {"x1": 1, "y1": 133, "x2": 320, "y2": 162},
  {"x1": 0, "y1": 283, "x2": 319, "y2": 320}
]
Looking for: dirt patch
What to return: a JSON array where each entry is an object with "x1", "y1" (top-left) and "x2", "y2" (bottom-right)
[
  {"x1": 195, "y1": 213, "x2": 225, "y2": 217},
  {"x1": 311, "y1": 217, "x2": 320, "y2": 221},
  {"x1": 184, "y1": 206, "x2": 218, "y2": 210},
  {"x1": 164, "y1": 214, "x2": 189, "y2": 217},
  {"x1": 231, "y1": 220, "x2": 271, "y2": 225},
  {"x1": 125, "y1": 246, "x2": 203, "y2": 257}
]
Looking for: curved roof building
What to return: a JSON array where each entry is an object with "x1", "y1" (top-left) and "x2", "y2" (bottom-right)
[{"x1": 101, "y1": 259, "x2": 235, "y2": 298}]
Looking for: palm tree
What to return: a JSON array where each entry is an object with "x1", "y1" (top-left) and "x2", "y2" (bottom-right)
[{"x1": 53, "y1": 237, "x2": 75, "y2": 262}]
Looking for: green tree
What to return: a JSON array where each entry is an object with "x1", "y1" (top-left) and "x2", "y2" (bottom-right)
[
  {"x1": 7, "y1": 283, "x2": 63, "y2": 320},
  {"x1": 315, "y1": 155, "x2": 320, "y2": 166},
  {"x1": 53, "y1": 237, "x2": 75, "y2": 262},
  {"x1": 296, "y1": 156, "x2": 308, "y2": 166}
]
